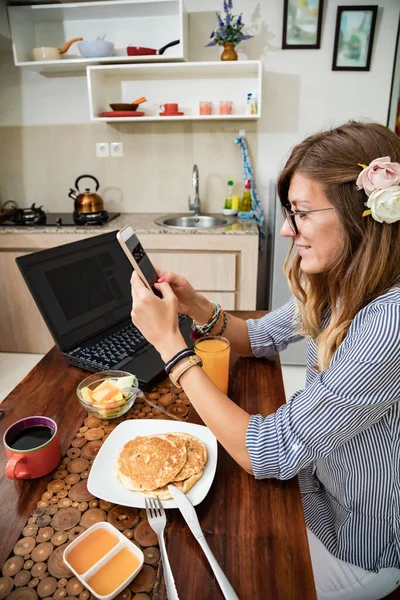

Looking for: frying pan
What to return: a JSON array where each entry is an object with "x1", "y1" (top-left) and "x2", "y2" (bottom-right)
[
  {"x1": 127, "y1": 39, "x2": 179, "y2": 56},
  {"x1": 109, "y1": 97, "x2": 146, "y2": 111}
]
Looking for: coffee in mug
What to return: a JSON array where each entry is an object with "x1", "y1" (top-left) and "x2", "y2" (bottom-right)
[
  {"x1": 8, "y1": 424, "x2": 54, "y2": 451},
  {"x1": 3, "y1": 416, "x2": 61, "y2": 480}
]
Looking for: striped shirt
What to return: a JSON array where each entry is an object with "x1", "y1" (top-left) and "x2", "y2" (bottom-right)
[{"x1": 245, "y1": 288, "x2": 400, "y2": 572}]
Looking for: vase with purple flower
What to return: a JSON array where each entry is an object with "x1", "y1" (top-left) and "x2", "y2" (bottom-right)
[{"x1": 206, "y1": 0, "x2": 253, "y2": 61}]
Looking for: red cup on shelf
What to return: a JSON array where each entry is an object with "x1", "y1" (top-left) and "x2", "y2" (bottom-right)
[{"x1": 160, "y1": 103, "x2": 179, "y2": 114}]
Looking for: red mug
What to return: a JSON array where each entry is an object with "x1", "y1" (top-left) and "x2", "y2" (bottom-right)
[
  {"x1": 3, "y1": 416, "x2": 61, "y2": 480},
  {"x1": 160, "y1": 103, "x2": 178, "y2": 113}
]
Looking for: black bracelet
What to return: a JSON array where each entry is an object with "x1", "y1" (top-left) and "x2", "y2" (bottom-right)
[
  {"x1": 165, "y1": 349, "x2": 196, "y2": 374},
  {"x1": 215, "y1": 311, "x2": 228, "y2": 336},
  {"x1": 165, "y1": 347, "x2": 191, "y2": 370}
]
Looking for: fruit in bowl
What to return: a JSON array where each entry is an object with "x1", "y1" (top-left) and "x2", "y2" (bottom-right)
[{"x1": 77, "y1": 371, "x2": 139, "y2": 419}]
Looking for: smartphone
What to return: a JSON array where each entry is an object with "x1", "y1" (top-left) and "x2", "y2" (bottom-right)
[{"x1": 116, "y1": 226, "x2": 162, "y2": 297}]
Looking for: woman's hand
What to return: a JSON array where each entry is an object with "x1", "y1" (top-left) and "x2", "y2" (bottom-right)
[
  {"x1": 154, "y1": 268, "x2": 212, "y2": 324},
  {"x1": 130, "y1": 272, "x2": 187, "y2": 362}
]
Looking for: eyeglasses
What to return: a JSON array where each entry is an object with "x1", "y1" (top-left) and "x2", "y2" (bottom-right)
[{"x1": 281, "y1": 206, "x2": 334, "y2": 235}]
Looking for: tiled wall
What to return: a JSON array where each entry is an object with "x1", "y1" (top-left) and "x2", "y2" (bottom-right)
[{"x1": 0, "y1": 120, "x2": 257, "y2": 213}]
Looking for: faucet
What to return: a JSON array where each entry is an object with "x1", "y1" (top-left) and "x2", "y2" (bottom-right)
[{"x1": 188, "y1": 164, "x2": 201, "y2": 216}]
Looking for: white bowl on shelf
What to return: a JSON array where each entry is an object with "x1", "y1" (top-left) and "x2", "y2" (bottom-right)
[
  {"x1": 222, "y1": 208, "x2": 238, "y2": 216},
  {"x1": 78, "y1": 40, "x2": 114, "y2": 58}
]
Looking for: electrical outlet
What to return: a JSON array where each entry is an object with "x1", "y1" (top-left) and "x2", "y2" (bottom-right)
[
  {"x1": 96, "y1": 142, "x2": 109, "y2": 158},
  {"x1": 110, "y1": 142, "x2": 123, "y2": 157}
]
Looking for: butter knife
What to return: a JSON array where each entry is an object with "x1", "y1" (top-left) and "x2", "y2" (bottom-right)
[{"x1": 168, "y1": 485, "x2": 240, "y2": 600}]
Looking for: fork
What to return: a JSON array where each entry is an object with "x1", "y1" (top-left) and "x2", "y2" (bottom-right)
[{"x1": 145, "y1": 497, "x2": 180, "y2": 600}]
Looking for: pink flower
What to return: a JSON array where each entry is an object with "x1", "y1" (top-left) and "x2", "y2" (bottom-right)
[{"x1": 356, "y1": 157, "x2": 400, "y2": 196}]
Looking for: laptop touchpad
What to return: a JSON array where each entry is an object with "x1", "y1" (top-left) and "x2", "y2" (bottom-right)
[{"x1": 115, "y1": 348, "x2": 164, "y2": 387}]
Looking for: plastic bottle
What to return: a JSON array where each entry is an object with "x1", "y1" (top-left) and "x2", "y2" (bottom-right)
[
  {"x1": 232, "y1": 195, "x2": 239, "y2": 211},
  {"x1": 250, "y1": 93, "x2": 258, "y2": 115},
  {"x1": 224, "y1": 180, "x2": 234, "y2": 209},
  {"x1": 245, "y1": 93, "x2": 252, "y2": 116},
  {"x1": 240, "y1": 180, "x2": 252, "y2": 212}
]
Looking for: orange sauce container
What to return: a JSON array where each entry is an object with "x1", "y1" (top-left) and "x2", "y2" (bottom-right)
[{"x1": 63, "y1": 522, "x2": 144, "y2": 600}]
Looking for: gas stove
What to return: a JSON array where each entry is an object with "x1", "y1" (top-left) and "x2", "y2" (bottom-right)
[{"x1": 0, "y1": 204, "x2": 120, "y2": 227}]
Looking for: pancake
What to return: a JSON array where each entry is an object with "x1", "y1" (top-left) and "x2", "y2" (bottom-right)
[
  {"x1": 116, "y1": 433, "x2": 187, "y2": 492},
  {"x1": 172, "y1": 433, "x2": 207, "y2": 482},
  {"x1": 142, "y1": 471, "x2": 203, "y2": 500}
]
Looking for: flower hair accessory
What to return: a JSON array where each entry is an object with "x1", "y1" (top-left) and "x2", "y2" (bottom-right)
[{"x1": 356, "y1": 156, "x2": 400, "y2": 224}]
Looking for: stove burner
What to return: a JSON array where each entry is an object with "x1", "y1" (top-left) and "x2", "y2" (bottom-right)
[
  {"x1": 73, "y1": 210, "x2": 109, "y2": 225},
  {"x1": 12, "y1": 203, "x2": 47, "y2": 225}
]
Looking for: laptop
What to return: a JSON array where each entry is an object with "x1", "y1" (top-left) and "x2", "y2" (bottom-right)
[{"x1": 16, "y1": 230, "x2": 194, "y2": 387}]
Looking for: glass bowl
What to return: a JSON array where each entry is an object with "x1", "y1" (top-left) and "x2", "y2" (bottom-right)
[{"x1": 77, "y1": 370, "x2": 140, "y2": 419}]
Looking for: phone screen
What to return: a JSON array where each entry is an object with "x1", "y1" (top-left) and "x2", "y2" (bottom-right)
[{"x1": 124, "y1": 233, "x2": 161, "y2": 295}]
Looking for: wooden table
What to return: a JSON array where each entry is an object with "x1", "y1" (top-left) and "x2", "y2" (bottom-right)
[{"x1": 0, "y1": 312, "x2": 316, "y2": 599}]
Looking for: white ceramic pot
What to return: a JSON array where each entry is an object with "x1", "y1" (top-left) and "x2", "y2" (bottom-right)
[
  {"x1": 32, "y1": 38, "x2": 83, "y2": 61},
  {"x1": 78, "y1": 40, "x2": 114, "y2": 58},
  {"x1": 33, "y1": 47, "x2": 60, "y2": 61}
]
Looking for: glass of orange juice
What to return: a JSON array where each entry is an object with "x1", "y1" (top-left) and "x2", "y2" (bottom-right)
[{"x1": 194, "y1": 336, "x2": 230, "y2": 394}]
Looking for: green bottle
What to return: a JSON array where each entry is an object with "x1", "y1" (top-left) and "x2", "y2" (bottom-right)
[
  {"x1": 224, "y1": 180, "x2": 234, "y2": 209},
  {"x1": 240, "y1": 179, "x2": 252, "y2": 212}
]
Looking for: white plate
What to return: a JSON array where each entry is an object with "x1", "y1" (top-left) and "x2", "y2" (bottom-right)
[{"x1": 88, "y1": 420, "x2": 218, "y2": 509}]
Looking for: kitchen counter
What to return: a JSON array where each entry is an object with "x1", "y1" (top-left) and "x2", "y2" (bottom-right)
[{"x1": 0, "y1": 212, "x2": 259, "y2": 235}]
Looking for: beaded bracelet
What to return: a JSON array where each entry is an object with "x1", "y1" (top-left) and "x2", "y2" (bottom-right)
[
  {"x1": 215, "y1": 310, "x2": 228, "y2": 336},
  {"x1": 191, "y1": 301, "x2": 215, "y2": 332},
  {"x1": 213, "y1": 307, "x2": 224, "y2": 332},
  {"x1": 165, "y1": 348, "x2": 195, "y2": 374},
  {"x1": 192, "y1": 301, "x2": 221, "y2": 332},
  {"x1": 190, "y1": 302, "x2": 222, "y2": 339}
]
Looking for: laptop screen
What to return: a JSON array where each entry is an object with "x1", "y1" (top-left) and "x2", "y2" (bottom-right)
[{"x1": 16, "y1": 231, "x2": 133, "y2": 351}]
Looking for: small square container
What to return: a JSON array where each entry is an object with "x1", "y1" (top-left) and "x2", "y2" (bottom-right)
[{"x1": 63, "y1": 522, "x2": 144, "y2": 600}]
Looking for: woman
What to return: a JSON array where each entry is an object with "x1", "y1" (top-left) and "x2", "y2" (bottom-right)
[{"x1": 130, "y1": 121, "x2": 400, "y2": 599}]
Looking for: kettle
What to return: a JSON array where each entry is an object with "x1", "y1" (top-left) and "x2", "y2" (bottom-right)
[{"x1": 68, "y1": 175, "x2": 104, "y2": 213}]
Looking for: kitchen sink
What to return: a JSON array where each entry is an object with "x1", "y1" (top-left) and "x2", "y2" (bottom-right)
[{"x1": 154, "y1": 214, "x2": 236, "y2": 229}]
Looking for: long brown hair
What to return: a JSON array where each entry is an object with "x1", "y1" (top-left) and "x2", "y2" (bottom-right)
[{"x1": 277, "y1": 121, "x2": 400, "y2": 370}]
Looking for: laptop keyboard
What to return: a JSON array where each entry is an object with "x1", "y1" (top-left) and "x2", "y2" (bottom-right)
[
  {"x1": 70, "y1": 323, "x2": 146, "y2": 370},
  {"x1": 70, "y1": 315, "x2": 188, "y2": 370}
]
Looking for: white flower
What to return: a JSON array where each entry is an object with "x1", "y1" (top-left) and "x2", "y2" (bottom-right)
[{"x1": 366, "y1": 186, "x2": 400, "y2": 224}]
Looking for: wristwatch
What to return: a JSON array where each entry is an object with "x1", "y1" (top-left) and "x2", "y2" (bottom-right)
[{"x1": 168, "y1": 354, "x2": 202, "y2": 388}]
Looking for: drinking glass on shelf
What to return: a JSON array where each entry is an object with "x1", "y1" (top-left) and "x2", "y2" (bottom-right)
[
  {"x1": 199, "y1": 101, "x2": 213, "y2": 115},
  {"x1": 194, "y1": 336, "x2": 230, "y2": 394},
  {"x1": 219, "y1": 100, "x2": 233, "y2": 115}
]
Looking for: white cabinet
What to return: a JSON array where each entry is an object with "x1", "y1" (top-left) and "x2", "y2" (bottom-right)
[
  {"x1": 139, "y1": 232, "x2": 258, "y2": 311},
  {"x1": 8, "y1": 0, "x2": 188, "y2": 74},
  {"x1": 87, "y1": 60, "x2": 262, "y2": 122},
  {"x1": 147, "y1": 251, "x2": 238, "y2": 310}
]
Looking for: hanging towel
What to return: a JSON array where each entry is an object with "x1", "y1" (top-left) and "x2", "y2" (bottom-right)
[{"x1": 235, "y1": 134, "x2": 265, "y2": 249}]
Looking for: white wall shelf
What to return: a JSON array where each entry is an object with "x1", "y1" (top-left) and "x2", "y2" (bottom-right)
[
  {"x1": 87, "y1": 60, "x2": 262, "y2": 122},
  {"x1": 8, "y1": 0, "x2": 188, "y2": 74}
]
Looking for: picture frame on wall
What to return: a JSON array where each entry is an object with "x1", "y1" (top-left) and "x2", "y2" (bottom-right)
[
  {"x1": 282, "y1": 0, "x2": 324, "y2": 49},
  {"x1": 332, "y1": 5, "x2": 378, "y2": 71}
]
